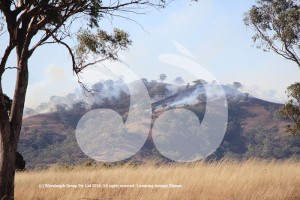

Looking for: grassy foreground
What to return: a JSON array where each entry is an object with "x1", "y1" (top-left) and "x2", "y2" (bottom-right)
[{"x1": 15, "y1": 160, "x2": 300, "y2": 200}]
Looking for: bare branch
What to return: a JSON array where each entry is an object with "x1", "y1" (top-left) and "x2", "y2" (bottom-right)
[
  {"x1": 0, "y1": 42, "x2": 15, "y2": 76},
  {"x1": 4, "y1": 66, "x2": 20, "y2": 70},
  {"x1": 29, "y1": 19, "x2": 69, "y2": 55},
  {"x1": 50, "y1": 34, "x2": 77, "y2": 73}
]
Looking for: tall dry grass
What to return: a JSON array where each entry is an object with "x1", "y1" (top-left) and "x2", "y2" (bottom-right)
[{"x1": 15, "y1": 159, "x2": 300, "y2": 200}]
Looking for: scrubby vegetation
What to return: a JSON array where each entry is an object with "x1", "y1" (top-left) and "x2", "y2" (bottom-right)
[{"x1": 18, "y1": 78, "x2": 300, "y2": 168}]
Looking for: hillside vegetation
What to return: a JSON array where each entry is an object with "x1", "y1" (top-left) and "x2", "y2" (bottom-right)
[
  {"x1": 15, "y1": 160, "x2": 300, "y2": 200},
  {"x1": 18, "y1": 79, "x2": 300, "y2": 168}
]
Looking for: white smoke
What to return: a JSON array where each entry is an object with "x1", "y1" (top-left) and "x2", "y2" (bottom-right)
[{"x1": 24, "y1": 79, "x2": 249, "y2": 117}]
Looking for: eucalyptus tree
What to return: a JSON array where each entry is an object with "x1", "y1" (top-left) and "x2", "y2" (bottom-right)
[
  {"x1": 232, "y1": 82, "x2": 243, "y2": 91},
  {"x1": 244, "y1": 0, "x2": 300, "y2": 66},
  {"x1": 0, "y1": 0, "x2": 176, "y2": 198},
  {"x1": 244, "y1": 0, "x2": 300, "y2": 136},
  {"x1": 280, "y1": 83, "x2": 300, "y2": 136}
]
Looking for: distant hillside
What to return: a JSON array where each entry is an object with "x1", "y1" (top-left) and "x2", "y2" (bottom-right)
[{"x1": 18, "y1": 82, "x2": 300, "y2": 168}]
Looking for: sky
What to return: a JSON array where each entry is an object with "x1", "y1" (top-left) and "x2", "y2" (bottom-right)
[{"x1": 1, "y1": 0, "x2": 300, "y2": 108}]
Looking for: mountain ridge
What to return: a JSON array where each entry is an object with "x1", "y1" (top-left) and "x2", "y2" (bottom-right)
[{"x1": 18, "y1": 82, "x2": 300, "y2": 168}]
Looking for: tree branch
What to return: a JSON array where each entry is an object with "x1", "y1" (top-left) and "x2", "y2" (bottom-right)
[
  {"x1": 0, "y1": 42, "x2": 15, "y2": 76},
  {"x1": 253, "y1": 23, "x2": 298, "y2": 63},
  {"x1": 50, "y1": 34, "x2": 77, "y2": 73},
  {"x1": 4, "y1": 66, "x2": 20, "y2": 70},
  {"x1": 284, "y1": 43, "x2": 300, "y2": 67}
]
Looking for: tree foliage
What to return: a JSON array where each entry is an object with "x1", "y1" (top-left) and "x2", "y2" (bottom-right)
[
  {"x1": 173, "y1": 76, "x2": 185, "y2": 85},
  {"x1": 232, "y1": 82, "x2": 243, "y2": 91},
  {"x1": 244, "y1": 0, "x2": 300, "y2": 66},
  {"x1": 193, "y1": 79, "x2": 207, "y2": 88},
  {"x1": 2, "y1": 94, "x2": 26, "y2": 170},
  {"x1": 245, "y1": 0, "x2": 300, "y2": 136},
  {"x1": 3, "y1": 94, "x2": 12, "y2": 115},
  {"x1": 0, "y1": 0, "x2": 177, "y2": 198},
  {"x1": 75, "y1": 28, "x2": 132, "y2": 73},
  {"x1": 280, "y1": 83, "x2": 300, "y2": 135},
  {"x1": 159, "y1": 73, "x2": 167, "y2": 83},
  {"x1": 0, "y1": 0, "x2": 171, "y2": 78}
]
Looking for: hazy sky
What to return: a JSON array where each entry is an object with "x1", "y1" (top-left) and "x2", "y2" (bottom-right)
[{"x1": 1, "y1": 0, "x2": 300, "y2": 108}]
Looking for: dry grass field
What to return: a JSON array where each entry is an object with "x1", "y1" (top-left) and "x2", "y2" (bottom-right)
[{"x1": 15, "y1": 159, "x2": 300, "y2": 200}]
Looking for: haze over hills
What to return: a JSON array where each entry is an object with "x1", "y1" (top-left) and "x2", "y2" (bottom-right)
[
  {"x1": 23, "y1": 78, "x2": 245, "y2": 116},
  {"x1": 18, "y1": 79, "x2": 300, "y2": 168}
]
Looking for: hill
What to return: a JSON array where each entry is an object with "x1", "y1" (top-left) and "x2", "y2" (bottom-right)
[{"x1": 18, "y1": 81, "x2": 300, "y2": 168}]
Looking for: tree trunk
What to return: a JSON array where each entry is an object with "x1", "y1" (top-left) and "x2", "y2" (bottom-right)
[
  {"x1": 0, "y1": 59, "x2": 28, "y2": 199},
  {"x1": 0, "y1": 84, "x2": 15, "y2": 200},
  {"x1": 0, "y1": 129, "x2": 16, "y2": 200}
]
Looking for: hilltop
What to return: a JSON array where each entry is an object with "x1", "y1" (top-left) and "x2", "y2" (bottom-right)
[{"x1": 18, "y1": 80, "x2": 300, "y2": 168}]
